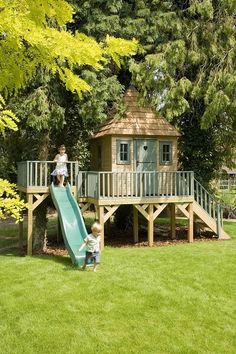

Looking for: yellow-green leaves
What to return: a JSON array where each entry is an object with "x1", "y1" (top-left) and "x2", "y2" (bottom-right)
[
  {"x1": 0, "y1": 0, "x2": 137, "y2": 96},
  {"x1": 0, "y1": 179, "x2": 28, "y2": 222},
  {"x1": 105, "y1": 36, "x2": 138, "y2": 68},
  {"x1": 0, "y1": 95, "x2": 19, "y2": 133}
]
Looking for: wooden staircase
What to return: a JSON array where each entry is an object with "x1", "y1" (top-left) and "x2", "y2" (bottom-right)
[{"x1": 193, "y1": 179, "x2": 230, "y2": 240}]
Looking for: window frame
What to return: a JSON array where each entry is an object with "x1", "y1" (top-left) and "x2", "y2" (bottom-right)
[
  {"x1": 159, "y1": 141, "x2": 173, "y2": 165},
  {"x1": 116, "y1": 140, "x2": 131, "y2": 165}
]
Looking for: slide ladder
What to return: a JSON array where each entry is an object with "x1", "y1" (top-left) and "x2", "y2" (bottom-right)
[
  {"x1": 193, "y1": 179, "x2": 230, "y2": 239},
  {"x1": 50, "y1": 183, "x2": 87, "y2": 267}
]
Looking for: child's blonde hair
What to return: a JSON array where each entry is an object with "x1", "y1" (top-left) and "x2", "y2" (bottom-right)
[
  {"x1": 91, "y1": 222, "x2": 102, "y2": 234},
  {"x1": 59, "y1": 144, "x2": 66, "y2": 151}
]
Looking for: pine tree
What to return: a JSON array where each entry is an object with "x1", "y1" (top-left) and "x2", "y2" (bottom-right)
[{"x1": 70, "y1": 0, "x2": 236, "y2": 182}]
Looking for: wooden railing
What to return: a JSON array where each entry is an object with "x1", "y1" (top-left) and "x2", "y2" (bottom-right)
[
  {"x1": 77, "y1": 171, "x2": 194, "y2": 199},
  {"x1": 17, "y1": 161, "x2": 79, "y2": 188},
  {"x1": 194, "y1": 179, "x2": 223, "y2": 228}
]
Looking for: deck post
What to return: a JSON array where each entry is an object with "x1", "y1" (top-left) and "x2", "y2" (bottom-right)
[
  {"x1": 148, "y1": 204, "x2": 154, "y2": 246},
  {"x1": 187, "y1": 202, "x2": 193, "y2": 243},
  {"x1": 19, "y1": 218, "x2": 24, "y2": 250},
  {"x1": 27, "y1": 194, "x2": 33, "y2": 256},
  {"x1": 98, "y1": 206, "x2": 105, "y2": 250},
  {"x1": 170, "y1": 203, "x2": 176, "y2": 239},
  {"x1": 133, "y1": 206, "x2": 139, "y2": 243},
  {"x1": 18, "y1": 192, "x2": 24, "y2": 250},
  {"x1": 216, "y1": 203, "x2": 222, "y2": 239}
]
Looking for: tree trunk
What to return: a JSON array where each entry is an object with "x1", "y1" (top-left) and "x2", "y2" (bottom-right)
[
  {"x1": 33, "y1": 131, "x2": 50, "y2": 252},
  {"x1": 33, "y1": 199, "x2": 48, "y2": 252}
]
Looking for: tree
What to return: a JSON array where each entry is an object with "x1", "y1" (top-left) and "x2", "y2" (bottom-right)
[
  {"x1": 0, "y1": 0, "x2": 137, "y2": 236},
  {"x1": 130, "y1": 0, "x2": 236, "y2": 181},
  {"x1": 0, "y1": 97, "x2": 28, "y2": 221},
  {"x1": 71, "y1": 0, "x2": 236, "y2": 183},
  {"x1": 0, "y1": 0, "x2": 137, "y2": 96}
]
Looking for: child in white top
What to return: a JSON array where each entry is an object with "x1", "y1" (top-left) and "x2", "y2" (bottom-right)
[
  {"x1": 51, "y1": 144, "x2": 68, "y2": 187},
  {"x1": 79, "y1": 222, "x2": 102, "y2": 272}
]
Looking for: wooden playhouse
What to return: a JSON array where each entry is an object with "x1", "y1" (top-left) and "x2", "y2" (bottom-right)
[{"x1": 17, "y1": 88, "x2": 229, "y2": 255}]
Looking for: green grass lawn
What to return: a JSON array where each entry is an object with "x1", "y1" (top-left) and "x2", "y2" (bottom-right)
[
  {"x1": 0, "y1": 221, "x2": 235, "y2": 354},
  {"x1": 218, "y1": 190, "x2": 236, "y2": 206}
]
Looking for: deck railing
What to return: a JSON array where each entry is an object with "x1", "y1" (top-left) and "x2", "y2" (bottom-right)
[
  {"x1": 17, "y1": 161, "x2": 79, "y2": 188},
  {"x1": 194, "y1": 179, "x2": 223, "y2": 228},
  {"x1": 77, "y1": 171, "x2": 194, "y2": 199}
]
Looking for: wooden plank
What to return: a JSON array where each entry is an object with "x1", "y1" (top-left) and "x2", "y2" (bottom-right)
[
  {"x1": 139, "y1": 173, "x2": 142, "y2": 197},
  {"x1": 112, "y1": 173, "x2": 114, "y2": 198},
  {"x1": 216, "y1": 204, "x2": 222, "y2": 239},
  {"x1": 134, "y1": 204, "x2": 149, "y2": 221},
  {"x1": 19, "y1": 219, "x2": 24, "y2": 250},
  {"x1": 148, "y1": 204, "x2": 154, "y2": 246},
  {"x1": 133, "y1": 206, "x2": 139, "y2": 243},
  {"x1": 104, "y1": 205, "x2": 119, "y2": 223},
  {"x1": 107, "y1": 173, "x2": 110, "y2": 197},
  {"x1": 18, "y1": 192, "x2": 24, "y2": 250},
  {"x1": 39, "y1": 163, "x2": 43, "y2": 187},
  {"x1": 32, "y1": 193, "x2": 49, "y2": 211},
  {"x1": 170, "y1": 204, "x2": 176, "y2": 239},
  {"x1": 78, "y1": 195, "x2": 195, "y2": 206},
  {"x1": 187, "y1": 202, "x2": 193, "y2": 243},
  {"x1": 80, "y1": 202, "x2": 91, "y2": 213},
  {"x1": 30, "y1": 162, "x2": 33, "y2": 186},
  {"x1": 153, "y1": 203, "x2": 167, "y2": 220},
  {"x1": 98, "y1": 206, "x2": 105, "y2": 250},
  {"x1": 27, "y1": 194, "x2": 33, "y2": 256},
  {"x1": 176, "y1": 203, "x2": 189, "y2": 218}
]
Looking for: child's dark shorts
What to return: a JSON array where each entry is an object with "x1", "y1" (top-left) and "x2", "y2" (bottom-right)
[{"x1": 85, "y1": 251, "x2": 100, "y2": 264}]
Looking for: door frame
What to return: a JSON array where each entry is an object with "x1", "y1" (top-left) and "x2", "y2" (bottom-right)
[{"x1": 134, "y1": 138, "x2": 157, "y2": 172}]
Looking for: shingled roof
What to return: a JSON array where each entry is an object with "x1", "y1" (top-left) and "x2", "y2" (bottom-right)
[{"x1": 92, "y1": 87, "x2": 181, "y2": 139}]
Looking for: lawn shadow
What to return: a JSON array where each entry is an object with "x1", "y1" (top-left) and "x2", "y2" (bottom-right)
[{"x1": 0, "y1": 244, "x2": 78, "y2": 271}]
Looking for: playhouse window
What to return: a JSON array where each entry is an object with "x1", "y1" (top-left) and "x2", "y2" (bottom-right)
[
  {"x1": 160, "y1": 141, "x2": 172, "y2": 164},
  {"x1": 117, "y1": 140, "x2": 130, "y2": 164}
]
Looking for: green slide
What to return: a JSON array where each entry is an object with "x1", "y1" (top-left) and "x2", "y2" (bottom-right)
[{"x1": 50, "y1": 183, "x2": 87, "y2": 267}]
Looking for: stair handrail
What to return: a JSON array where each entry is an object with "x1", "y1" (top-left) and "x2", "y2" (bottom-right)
[{"x1": 194, "y1": 178, "x2": 223, "y2": 236}]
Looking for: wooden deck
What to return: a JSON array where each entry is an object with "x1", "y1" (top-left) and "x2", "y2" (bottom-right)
[
  {"x1": 17, "y1": 161, "x2": 226, "y2": 255},
  {"x1": 17, "y1": 161, "x2": 79, "y2": 193},
  {"x1": 77, "y1": 171, "x2": 194, "y2": 204}
]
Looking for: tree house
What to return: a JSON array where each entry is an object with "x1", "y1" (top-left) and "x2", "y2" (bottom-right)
[{"x1": 17, "y1": 88, "x2": 229, "y2": 256}]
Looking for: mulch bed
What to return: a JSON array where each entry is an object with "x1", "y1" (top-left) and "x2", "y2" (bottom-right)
[{"x1": 41, "y1": 224, "x2": 218, "y2": 257}]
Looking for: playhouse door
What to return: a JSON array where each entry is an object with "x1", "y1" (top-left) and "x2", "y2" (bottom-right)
[{"x1": 135, "y1": 140, "x2": 157, "y2": 196}]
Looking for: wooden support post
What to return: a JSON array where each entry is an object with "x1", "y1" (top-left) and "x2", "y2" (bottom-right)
[
  {"x1": 148, "y1": 204, "x2": 154, "y2": 246},
  {"x1": 18, "y1": 192, "x2": 24, "y2": 251},
  {"x1": 133, "y1": 206, "x2": 139, "y2": 243},
  {"x1": 187, "y1": 202, "x2": 193, "y2": 243},
  {"x1": 216, "y1": 203, "x2": 222, "y2": 239},
  {"x1": 27, "y1": 194, "x2": 33, "y2": 256},
  {"x1": 19, "y1": 219, "x2": 24, "y2": 250},
  {"x1": 170, "y1": 204, "x2": 176, "y2": 239},
  {"x1": 98, "y1": 206, "x2": 104, "y2": 250}
]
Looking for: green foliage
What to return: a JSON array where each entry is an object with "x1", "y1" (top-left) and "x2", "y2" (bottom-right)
[
  {"x1": 129, "y1": 0, "x2": 236, "y2": 180},
  {"x1": 0, "y1": 0, "x2": 138, "y2": 224},
  {"x1": 0, "y1": 95, "x2": 19, "y2": 133},
  {"x1": 0, "y1": 178, "x2": 28, "y2": 221},
  {"x1": 69, "y1": 0, "x2": 236, "y2": 182},
  {"x1": 0, "y1": 0, "x2": 137, "y2": 96}
]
